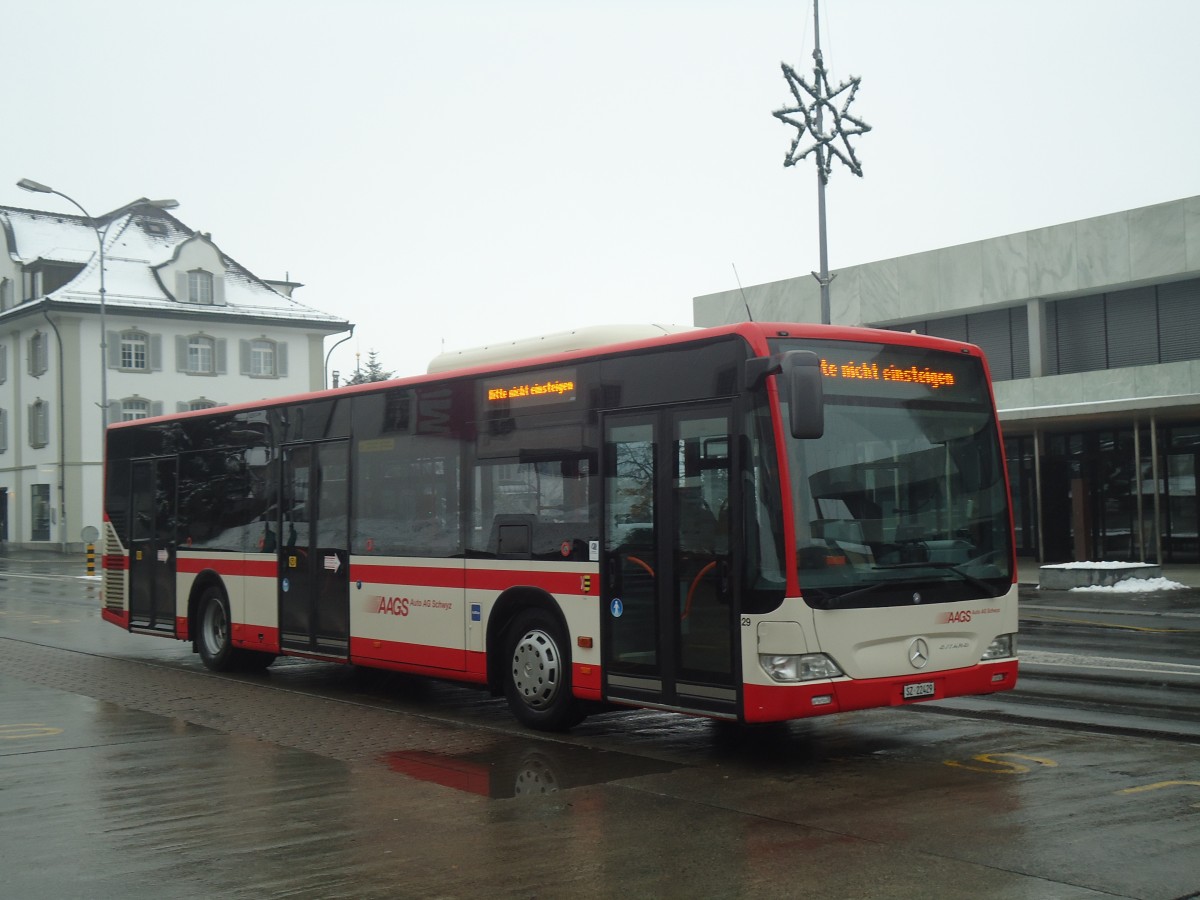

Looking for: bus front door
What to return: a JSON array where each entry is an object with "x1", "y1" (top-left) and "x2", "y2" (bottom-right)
[
  {"x1": 128, "y1": 458, "x2": 177, "y2": 634},
  {"x1": 602, "y1": 404, "x2": 738, "y2": 718},
  {"x1": 278, "y1": 441, "x2": 350, "y2": 657}
]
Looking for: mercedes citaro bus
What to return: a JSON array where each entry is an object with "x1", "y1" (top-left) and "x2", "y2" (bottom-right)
[{"x1": 102, "y1": 322, "x2": 1017, "y2": 730}]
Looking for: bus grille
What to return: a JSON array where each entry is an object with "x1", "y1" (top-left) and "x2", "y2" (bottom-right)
[{"x1": 102, "y1": 522, "x2": 127, "y2": 612}]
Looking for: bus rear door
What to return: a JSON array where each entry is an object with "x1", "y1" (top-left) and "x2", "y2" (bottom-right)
[
  {"x1": 278, "y1": 440, "x2": 351, "y2": 657},
  {"x1": 602, "y1": 404, "x2": 738, "y2": 718}
]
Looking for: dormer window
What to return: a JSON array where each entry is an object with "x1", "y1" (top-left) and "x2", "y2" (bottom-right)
[{"x1": 188, "y1": 269, "x2": 214, "y2": 305}]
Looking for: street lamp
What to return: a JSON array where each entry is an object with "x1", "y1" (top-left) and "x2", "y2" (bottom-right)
[{"x1": 16, "y1": 179, "x2": 178, "y2": 440}]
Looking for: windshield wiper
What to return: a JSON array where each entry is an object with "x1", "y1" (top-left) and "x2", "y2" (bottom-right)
[
  {"x1": 871, "y1": 561, "x2": 1000, "y2": 597},
  {"x1": 805, "y1": 579, "x2": 891, "y2": 610}
]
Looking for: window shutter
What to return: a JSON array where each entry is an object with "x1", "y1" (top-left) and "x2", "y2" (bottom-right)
[
  {"x1": 215, "y1": 339, "x2": 227, "y2": 374},
  {"x1": 106, "y1": 331, "x2": 121, "y2": 368},
  {"x1": 277, "y1": 341, "x2": 288, "y2": 376},
  {"x1": 966, "y1": 309, "x2": 1012, "y2": 381},
  {"x1": 176, "y1": 402, "x2": 188, "y2": 413},
  {"x1": 1159, "y1": 279, "x2": 1200, "y2": 363},
  {"x1": 0, "y1": 344, "x2": 7, "y2": 385},
  {"x1": 214, "y1": 275, "x2": 227, "y2": 306},
  {"x1": 175, "y1": 271, "x2": 188, "y2": 302},
  {"x1": 926, "y1": 315, "x2": 967, "y2": 343},
  {"x1": 1053, "y1": 295, "x2": 1106, "y2": 374},
  {"x1": 150, "y1": 334, "x2": 163, "y2": 371},
  {"x1": 176, "y1": 336, "x2": 188, "y2": 372},
  {"x1": 239, "y1": 340, "x2": 251, "y2": 375},
  {"x1": 1106, "y1": 288, "x2": 1157, "y2": 369},
  {"x1": 150, "y1": 401, "x2": 164, "y2": 418},
  {"x1": 0, "y1": 409, "x2": 7, "y2": 453},
  {"x1": 1010, "y1": 307, "x2": 1030, "y2": 379},
  {"x1": 28, "y1": 402, "x2": 48, "y2": 448},
  {"x1": 106, "y1": 401, "x2": 122, "y2": 426}
]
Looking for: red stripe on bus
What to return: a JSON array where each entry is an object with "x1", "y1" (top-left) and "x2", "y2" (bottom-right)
[
  {"x1": 353, "y1": 564, "x2": 466, "y2": 588},
  {"x1": 573, "y1": 663, "x2": 601, "y2": 700},
  {"x1": 466, "y1": 569, "x2": 594, "y2": 595},
  {"x1": 176, "y1": 556, "x2": 276, "y2": 578},
  {"x1": 231, "y1": 624, "x2": 280, "y2": 653},
  {"x1": 353, "y1": 564, "x2": 596, "y2": 597},
  {"x1": 101, "y1": 608, "x2": 128, "y2": 628},
  {"x1": 350, "y1": 637, "x2": 477, "y2": 679}
]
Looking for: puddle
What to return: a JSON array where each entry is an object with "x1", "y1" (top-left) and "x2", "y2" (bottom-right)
[{"x1": 381, "y1": 739, "x2": 679, "y2": 799}]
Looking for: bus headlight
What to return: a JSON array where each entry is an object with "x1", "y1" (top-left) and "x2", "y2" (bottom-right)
[
  {"x1": 759, "y1": 653, "x2": 843, "y2": 683},
  {"x1": 981, "y1": 633, "x2": 1016, "y2": 660}
]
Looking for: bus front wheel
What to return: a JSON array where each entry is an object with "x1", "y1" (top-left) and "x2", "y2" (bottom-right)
[{"x1": 503, "y1": 609, "x2": 583, "y2": 731}]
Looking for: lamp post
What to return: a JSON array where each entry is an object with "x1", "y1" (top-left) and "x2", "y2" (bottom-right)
[{"x1": 16, "y1": 179, "x2": 178, "y2": 441}]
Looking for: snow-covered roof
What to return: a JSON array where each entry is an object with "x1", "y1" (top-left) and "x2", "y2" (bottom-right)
[{"x1": 0, "y1": 202, "x2": 348, "y2": 329}]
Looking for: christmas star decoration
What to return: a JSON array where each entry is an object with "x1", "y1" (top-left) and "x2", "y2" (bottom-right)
[{"x1": 773, "y1": 61, "x2": 871, "y2": 178}]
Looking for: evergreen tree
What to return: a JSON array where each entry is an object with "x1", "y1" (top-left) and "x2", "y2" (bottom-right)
[{"x1": 343, "y1": 349, "x2": 394, "y2": 385}]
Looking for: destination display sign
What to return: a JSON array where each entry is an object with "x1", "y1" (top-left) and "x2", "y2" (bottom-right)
[
  {"x1": 482, "y1": 367, "x2": 579, "y2": 409},
  {"x1": 777, "y1": 340, "x2": 989, "y2": 404}
]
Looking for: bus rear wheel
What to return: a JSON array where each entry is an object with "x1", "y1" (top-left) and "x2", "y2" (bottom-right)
[
  {"x1": 503, "y1": 609, "x2": 584, "y2": 731},
  {"x1": 196, "y1": 587, "x2": 276, "y2": 672},
  {"x1": 197, "y1": 587, "x2": 236, "y2": 672}
]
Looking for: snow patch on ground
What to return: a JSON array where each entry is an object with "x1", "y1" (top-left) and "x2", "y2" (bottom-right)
[{"x1": 1068, "y1": 577, "x2": 1187, "y2": 592}]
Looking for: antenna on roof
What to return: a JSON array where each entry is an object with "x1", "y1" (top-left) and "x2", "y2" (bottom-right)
[{"x1": 732, "y1": 263, "x2": 755, "y2": 322}]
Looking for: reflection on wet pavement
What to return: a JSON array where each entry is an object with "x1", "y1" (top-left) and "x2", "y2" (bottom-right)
[{"x1": 381, "y1": 739, "x2": 679, "y2": 798}]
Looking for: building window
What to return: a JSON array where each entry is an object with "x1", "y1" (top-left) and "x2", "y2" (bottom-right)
[
  {"x1": 251, "y1": 339, "x2": 274, "y2": 376},
  {"x1": 188, "y1": 269, "x2": 214, "y2": 305},
  {"x1": 27, "y1": 332, "x2": 48, "y2": 377},
  {"x1": 240, "y1": 338, "x2": 287, "y2": 379},
  {"x1": 31, "y1": 484, "x2": 51, "y2": 541},
  {"x1": 176, "y1": 335, "x2": 225, "y2": 375},
  {"x1": 28, "y1": 399, "x2": 49, "y2": 448},
  {"x1": 188, "y1": 335, "x2": 215, "y2": 374},
  {"x1": 187, "y1": 398, "x2": 217, "y2": 411},
  {"x1": 120, "y1": 330, "x2": 149, "y2": 371},
  {"x1": 122, "y1": 398, "x2": 151, "y2": 421}
]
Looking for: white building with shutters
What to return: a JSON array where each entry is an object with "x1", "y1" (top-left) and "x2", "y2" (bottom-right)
[{"x1": 0, "y1": 198, "x2": 351, "y2": 550}]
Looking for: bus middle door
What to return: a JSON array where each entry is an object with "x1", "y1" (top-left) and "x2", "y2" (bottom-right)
[
  {"x1": 278, "y1": 441, "x2": 351, "y2": 657},
  {"x1": 128, "y1": 457, "x2": 178, "y2": 634},
  {"x1": 602, "y1": 404, "x2": 738, "y2": 717}
]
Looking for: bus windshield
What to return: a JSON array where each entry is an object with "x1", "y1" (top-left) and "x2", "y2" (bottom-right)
[{"x1": 773, "y1": 338, "x2": 1013, "y2": 608}]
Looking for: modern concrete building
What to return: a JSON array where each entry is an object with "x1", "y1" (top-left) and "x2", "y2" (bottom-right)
[
  {"x1": 694, "y1": 196, "x2": 1200, "y2": 564},
  {"x1": 0, "y1": 197, "x2": 351, "y2": 550}
]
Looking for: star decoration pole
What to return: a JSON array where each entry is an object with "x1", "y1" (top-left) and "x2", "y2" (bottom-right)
[{"x1": 772, "y1": 0, "x2": 871, "y2": 324}]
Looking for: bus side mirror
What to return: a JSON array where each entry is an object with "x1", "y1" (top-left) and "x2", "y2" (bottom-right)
[{"x1": 784, "y1": 351, "x2": 824, "y2": 439}]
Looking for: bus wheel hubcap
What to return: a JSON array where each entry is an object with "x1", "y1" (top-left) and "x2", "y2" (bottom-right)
[{"x1": 511, "y1": 629, "x2": 560, "y2": 709}]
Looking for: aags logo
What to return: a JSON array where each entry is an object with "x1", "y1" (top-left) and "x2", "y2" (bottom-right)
[
  {"x1": 373, "y1": 596, "x2": 410, "y2": 617},
  {"x1": 937, "y1": 610, "x2": 972, "y2": 624}
]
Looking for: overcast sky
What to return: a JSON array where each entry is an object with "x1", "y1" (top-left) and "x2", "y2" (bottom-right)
[{"x1": 7, "y1": 0, "x2": 1200, "y2": 379}]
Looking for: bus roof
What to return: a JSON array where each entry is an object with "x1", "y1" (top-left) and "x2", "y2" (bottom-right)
[{"x1": 109, "y1": 321, "x2": 987, "y2": 430}]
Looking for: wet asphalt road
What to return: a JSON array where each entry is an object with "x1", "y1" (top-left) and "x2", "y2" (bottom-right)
[{"x1": 1, "y1": 561, "x2": 1198, "y2": 899}]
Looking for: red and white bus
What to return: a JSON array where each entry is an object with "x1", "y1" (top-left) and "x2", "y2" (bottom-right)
[{"x1": 101, "y1": 322, "x2": 1017, "y2": 730}]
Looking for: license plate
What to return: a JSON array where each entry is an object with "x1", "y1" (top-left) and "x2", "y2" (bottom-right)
[{"x1": 903, "y1": 681, "x2": 936, "y2": 699}]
